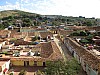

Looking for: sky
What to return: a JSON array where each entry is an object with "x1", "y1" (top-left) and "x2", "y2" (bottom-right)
[{"x1": 0, "y1": 0, "x2": 100, "y2": 18}]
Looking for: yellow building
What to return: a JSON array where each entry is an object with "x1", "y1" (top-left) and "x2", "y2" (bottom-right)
[{"x1": 11, "y1": 58, "x2": 46, "y2": 67}]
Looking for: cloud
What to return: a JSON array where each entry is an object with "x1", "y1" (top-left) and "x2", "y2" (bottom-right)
[
  {"x1": 0, "y1": 1, "x2": 20, "y2": 10},
  {"x1": 20, "y1": 0, "x2": 54, "y2": 14},
  {"x1": 0, "y1": 0, "x2": 100, "y2": 18},
  {"x1": 45, "y1": 0, "x2": 100, "y2": 18},
  {"x1": 21, "y1": 0, "x2": 30, "y2": 3}
]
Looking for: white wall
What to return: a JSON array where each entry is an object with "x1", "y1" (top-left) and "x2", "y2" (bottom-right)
[{"x1": 6, "y1": 60, "x2": 10, "y2": 69}]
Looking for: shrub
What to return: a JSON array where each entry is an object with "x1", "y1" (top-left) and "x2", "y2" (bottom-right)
[
  {"x1": 80, "y1": 31, "x2": 87, "y2": 36},
  {"x1": 19, "y1": 70, "x2": 26, "y2": 75},
  {"x1": 9, "y1": 73, "x2": 13, "y2": 75},
  {"x1": 32, "y1": 36, "x2": 38, "y2": 41},
  {"x1": 70, "y1": 32, "x2": 79, "y2": 36}
]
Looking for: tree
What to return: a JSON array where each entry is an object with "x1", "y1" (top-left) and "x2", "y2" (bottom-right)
[
  {"x1": 80, "y1": 31, "x2": 87, "y2": 36},
  {"x1": 66, "y1": 59, "x2": 81, "y2": 75},
  {"x1": 2, "y1": 21, "x2": 12, "y2": 28},
  {"x1": 33, "y1": 21, "x2": 37, "y2": 26},
  {"x1": 9, "y1": 73, "x2": 13, "y2": 75},
  {"x1": 44, "y1": 59, "x2": 80, "y2": 75},
  {"x1": 31, "y1": 36, "x2": 39, "y2": 42},
  {"x1": 19, "y1": 70, "x2": 26, "y2": 75},
  {"x1": 22, "y1": 18, "x2": 32, "y2": 27},
  {"x1": 85, "y1": 20, "x2": 92, "y2": 26},
  {"x1": 0, "y1": 24, "x2": 5, "y2": 29},
  {"x1": 8, "y1": 16, "x2": 14, "y2": 20}
]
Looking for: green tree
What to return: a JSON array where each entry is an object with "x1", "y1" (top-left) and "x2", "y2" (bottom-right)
[
  {"x1": 9, "y1": 73, "x2": 13, "y2": 75},
  {"x1": 66, "y1": 59, "x2": 81, "y2": 75},
  {"x1": 44, "y1": 59, "x2": 80, "y2": 75},
  {"x1": 8, "y1": 16, "x2": 14, "y2": 20},
  {"x1": 22, "y1": 18, "x2": 32, "y2": 27},
  {"x1": 2, "y1": 21, "x2": 12, "y2": 28},
  {"x1": 86, "y1": 20, "x2": 92, "y2": 26},
  {"x1": 0, "y1": 24, "x2": 5, "y2": 29},
  {"x1": 19, "y1": 70, "x2": 26, "y2": 75},
  {"x1": 32, "y1": 36, "x2": 38, "y2": 41},
  {"x1": 33, "y1": 21, "x2": 37, "y2": 26},
  {"x1": 80, "y1": 31, "x2": 87, "y2": 36}
]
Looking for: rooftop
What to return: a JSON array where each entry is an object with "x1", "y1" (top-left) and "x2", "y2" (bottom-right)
[
  {"x1": 0, "y1": 41, "x2": 63, "y2": 61},
  {"x1": 39, "y1": 32, "x2": 53, "y2": 38},
  {"x1": 65, "y1": 37, "x2": 99, "y2": 70},
  {"x1": 0, "y1": 60, "x2": 9, "y2": 66},
  {"x1": 0, "y1": 30, "x2": 10, "y2": 36}
]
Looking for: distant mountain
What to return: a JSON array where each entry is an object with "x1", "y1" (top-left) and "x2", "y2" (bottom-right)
[
  {"x1": 0, "y1": 10, "x2": 39, "y2": 19},
  {"x1": 0, "y1": 10, "x2": 96, "y2": 19},
  {"x1": 0, "y1": 10, "x2": 98, "y2": 29}
]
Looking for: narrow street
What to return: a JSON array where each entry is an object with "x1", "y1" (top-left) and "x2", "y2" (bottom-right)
[
  {"x1": 54, "y1": 34, "x2": 72, "y2": 61},
  {"x1": 54, "y1": 34, "x2": 87, "y2": 75},
  {"x1": 54, "y1": 35, "x2": 67, "y2": 61}
]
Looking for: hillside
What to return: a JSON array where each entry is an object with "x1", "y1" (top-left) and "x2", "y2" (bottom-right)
[
  {"x1": 0, "y1": 10, "x2": 18, "y2": 18},
  {"x1": 0, "y1": 10, "x2": 39, "y2": 18},
  {"x1": 0, "y1": 10, "x2": 98, "y2": 29}
]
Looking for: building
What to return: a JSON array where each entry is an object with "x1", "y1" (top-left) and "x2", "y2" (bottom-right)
[
  {"x1": 64, "y1": 37, "x2": 99, "y2": 75},
  {"x1": 0, "y1": 41, "x2": 63, "y2": 70},
  {"x1": 0, "y1": 59, "x2": 10, "y2": 75}
]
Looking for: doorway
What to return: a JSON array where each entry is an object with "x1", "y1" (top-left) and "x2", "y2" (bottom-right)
[{"x1": 24, "y1": 61, "x2": 29, "y2": 66}]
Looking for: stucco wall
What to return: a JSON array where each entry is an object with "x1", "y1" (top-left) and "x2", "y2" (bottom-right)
[{"x1": 12, "y1": 61, "x2": 24, "y2": 66}]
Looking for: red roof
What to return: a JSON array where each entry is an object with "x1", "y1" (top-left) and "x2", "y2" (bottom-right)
[{"x1": 3, "y1": 68, "x2": 7, "y2": 72}]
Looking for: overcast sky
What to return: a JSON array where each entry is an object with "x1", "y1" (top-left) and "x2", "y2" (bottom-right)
[{"x1": 0, "y1": 0, "x2": 100, "y2": 18}]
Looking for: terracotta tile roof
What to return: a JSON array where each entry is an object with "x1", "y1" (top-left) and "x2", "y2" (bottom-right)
[
  {"x1": 67, "y1": 37, "x2": 99, "y2": 69},
  {"x1": 10, "y1": 57, "x2": 46, "y2": 62},
  {"x1": 39, "y1": 32, "x2": 53, "y2": 38},
  {"x1": 0, "y1": 38, "x2": 5, "y2": 42},
  {"x1": 0, "y1": 41, "x2": 62, "y2": 62},
  {"x1": 21, "y1": 27, "x2": 38, "y2": 30},
  {"x1": 10, "y1": 32, "x2": 22, "y2": 39},
  {"x1": 58, "y1": 29, "x2": 73, "y2": 37},
  {"x1": 36, "y1": 28, "x2": 46, "y2": 31},
  {"x1": 22, "y1": 32, "x2": 35, "y2": 38},
  {"x1": 14, "y1": 39, "x2": 30, "y2": 45},
  {"x1": 85, "y1": 26, "x2": 100, "y2": 31},
  {"x1": 10, "y1": 30, "x2": 18, "y2": 34},
  {"x1": 10, "y1": 41, "x2": 62, "y2": 61},
  {"x1": 22, "y1": 32, "x2": 28, "y2": 37},
  {"x1": 40, "y1": 41, "x2": 62, "y2": 60},
  {"x1": 66, "y1": 26, "x2": 87, "y2": 30},
  {"x1": 40, "y1": 42, "x2": 53, "y2": 58},
  {"x1": 0, "y1": 30, "x2": 10, "y2": 36},
  {"x1": 27, "y1": 32, "x2": 35, "y2": 36},
  {"x1": 23, "y1": 46, "x2": 41, "y2": 52},
  {"x1": 48, "y1": 42, "x2": 63, "y2": 60}
]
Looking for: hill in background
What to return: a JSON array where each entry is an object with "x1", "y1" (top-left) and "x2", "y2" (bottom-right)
[{"x1": 0, "y1": 10, "x2": 98, "y2": 29}]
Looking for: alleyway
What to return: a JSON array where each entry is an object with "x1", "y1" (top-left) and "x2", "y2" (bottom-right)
[
  {"x1": 54, "y1": 34, "x2": 87, "y2": 75},
  {"x1": 54, "y1": 34, "x2": 72, "y2": 61}
]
